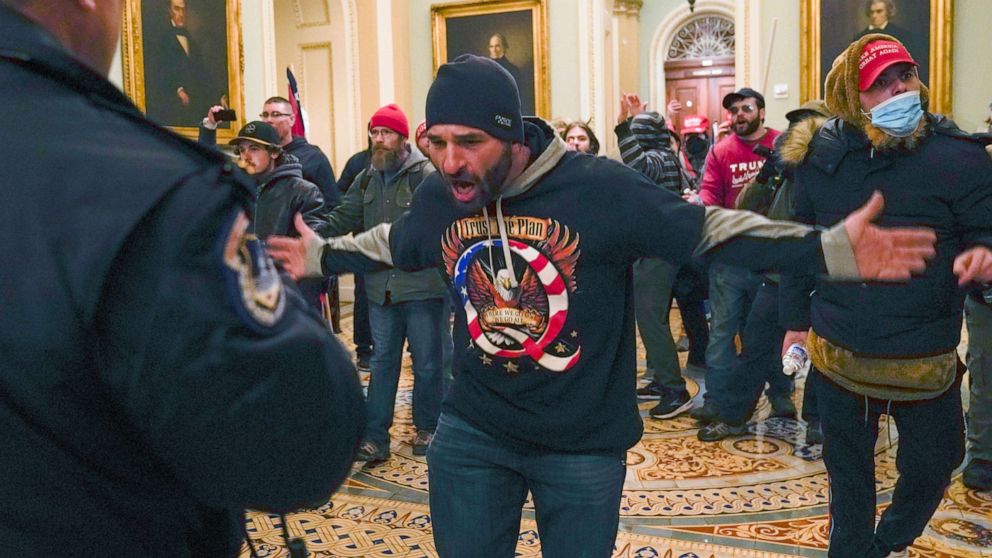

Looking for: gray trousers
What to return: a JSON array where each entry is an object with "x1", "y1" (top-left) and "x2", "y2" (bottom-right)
[
  {"x1": 965, "y1": 297, "x2": 992, "y2": 461},
  {"x1": 634, "y1": 258, "x2": 683, "y2": 391}
]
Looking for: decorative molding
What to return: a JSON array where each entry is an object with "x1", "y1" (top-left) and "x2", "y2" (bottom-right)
[
  {"x1": 341, "y1": 0, "x2": 362, "y2": 151},
  {"x1": 293, "y1": 0, "x2": 331, "y2": 28},
  {"x1": 376, "y1": 0, "x2": 395, "y2": 104},
  {"x1": 261, "y1": 0, "x2": 278, "y2": 99},
  {"x1": 578, "y1": 0, "x2": 607, "y2": 146},
  {"x1": 297, "y1": 41, "x2": 335, "y2": 157},
  {"x1": 612, "y1": 0, "x2": 643, "y2": 17},
  {"x1": 647, "y1": 0, "x2": 737, "y2": 112}
]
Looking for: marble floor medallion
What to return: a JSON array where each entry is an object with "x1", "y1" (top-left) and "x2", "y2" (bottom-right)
[{"x1": 240, "y1": 296, "x2": 987, "y2": 557}]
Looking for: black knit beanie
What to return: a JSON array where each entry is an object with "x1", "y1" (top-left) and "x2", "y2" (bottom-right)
[{"x1": 426, "y1": 54, "x2": 524, "y2": 143}]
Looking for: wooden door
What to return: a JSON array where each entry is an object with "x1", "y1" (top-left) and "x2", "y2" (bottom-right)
[{"x1": 664, "y1": 57, "x2": 735, "y2": 135}]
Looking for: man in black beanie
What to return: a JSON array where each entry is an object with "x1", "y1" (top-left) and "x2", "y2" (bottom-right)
[{"x1": 268, "y1": 54, "x2": 955, "y2": 557}]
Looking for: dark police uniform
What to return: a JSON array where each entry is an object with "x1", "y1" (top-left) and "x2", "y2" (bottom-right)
[{"x1": 0, "y1": 6, "x2": 364, "y2": 556}]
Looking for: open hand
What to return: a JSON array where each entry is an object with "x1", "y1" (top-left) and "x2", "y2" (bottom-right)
[
  {"x1": 267, "y1": 213, "x2": 321, "y2": 281},
  {"x1": 617, "y1": 94, "x2": 630, "y2": 125},
  {"x1": 626, "y1": 93, "x2": 648, "y2": 116},
  {"x1": 843, "y1": 191, "x2": 937, "y2": 281}
]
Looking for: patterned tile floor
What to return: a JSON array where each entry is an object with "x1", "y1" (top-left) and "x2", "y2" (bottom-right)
[{"x1": 242, "y1": 283, "x2": 991, "y2": 557}]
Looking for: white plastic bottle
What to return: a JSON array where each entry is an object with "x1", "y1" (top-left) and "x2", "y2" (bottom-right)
[{"x1": 782, "y1": 343, "x2": 810, "y2": 377}]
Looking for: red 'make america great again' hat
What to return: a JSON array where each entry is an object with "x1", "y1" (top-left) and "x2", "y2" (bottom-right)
[{"x1": 858, "y1": 40, "x2": 917, "y2": 91}]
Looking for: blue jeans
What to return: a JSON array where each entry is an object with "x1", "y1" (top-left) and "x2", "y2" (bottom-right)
[
  {"x1": 427, "y1": 413, "x2": 626, "y2": 558},
  {"x1": 366, "y1": 298, "x2": 446, "y2": 446},
  {"x1": 703, "y1": 263, "x2": 760, "y2": 406},
  {"x1": 353, "y1": 273, "x2": 372, "y2": 359},
  {"x1": 713, "y1": 281, "x2": 795, "y2": 425}
]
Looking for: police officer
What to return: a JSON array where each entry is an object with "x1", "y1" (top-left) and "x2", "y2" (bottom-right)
[{"x1": 0, "y1": 1, "x2": 364, "y2": 556}]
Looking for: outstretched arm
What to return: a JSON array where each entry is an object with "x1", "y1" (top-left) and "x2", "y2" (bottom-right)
[{"x1": 698, "y1": 192, "x2": 936, "y2": 281}]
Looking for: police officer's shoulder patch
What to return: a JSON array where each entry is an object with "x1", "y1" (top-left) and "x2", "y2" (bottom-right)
[{"x1": 219, "y1": 210, "x2": 286, "y2": 330}]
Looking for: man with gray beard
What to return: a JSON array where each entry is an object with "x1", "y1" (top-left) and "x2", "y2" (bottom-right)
[{"x1": 320, "y1": 104, "x2": 448, "y2": 462}]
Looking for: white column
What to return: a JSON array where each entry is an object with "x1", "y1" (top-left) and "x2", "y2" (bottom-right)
[{"x1": 376, "y1": 0, "x2": 395, "y2": 104}]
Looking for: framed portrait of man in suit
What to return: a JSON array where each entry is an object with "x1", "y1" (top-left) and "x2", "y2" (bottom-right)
[
  {"x1": 800, "y1": 0, "x2": 952, "y2": 115},
  {"x1": 432, "y1": 0, "x2": 549, "y2": 118},
  {"x1": 121, "y1": 0, "x2": 245, "y2": 140}
]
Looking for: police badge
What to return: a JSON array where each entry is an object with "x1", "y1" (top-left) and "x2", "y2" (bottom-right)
[{"x1": 221, "y1": 211, "x2": 286, "y2": 329}]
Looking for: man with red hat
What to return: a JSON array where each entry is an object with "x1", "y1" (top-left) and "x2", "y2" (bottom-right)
[
  {"x1": 318, "y1": 103, "x2": 447, "y2": 463},
  {"x1": 779, "y1": 35, "x2": 992, "y2": 556}
]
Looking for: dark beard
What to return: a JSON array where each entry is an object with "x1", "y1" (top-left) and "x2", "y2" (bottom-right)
[
  {"x1": 442, "y1": 142, "x2": 513, "y2": 212},
  {"x1": 734, "y1": 117, "x2": 761, "y2": 137}
]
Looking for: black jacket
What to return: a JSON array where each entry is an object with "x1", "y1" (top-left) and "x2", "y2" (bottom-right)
[
  {"x1": 0, "y1": 7, "x2": 364, "y2": 556},
  {"x1": 284, "y1": 136, "x2": 339, "y2": 208},
  {"x1": 199, "y1": 128, "x2": 339, "y2": 208},
  {"x1": 780, "y1": 115, "x2": 992, "y2": 357},
  {"x1": 253, "y1": 154, "x2": 329, "y2": 239}
]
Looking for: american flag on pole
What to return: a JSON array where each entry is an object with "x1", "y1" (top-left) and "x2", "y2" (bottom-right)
[{"x1": 287, "y1": 66, "x2": 307, "y2": 139}]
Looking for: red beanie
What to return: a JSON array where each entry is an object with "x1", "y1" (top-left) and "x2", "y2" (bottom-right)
[{"x1": 369, "y1": 103, "x2": 409, "y2": 137}]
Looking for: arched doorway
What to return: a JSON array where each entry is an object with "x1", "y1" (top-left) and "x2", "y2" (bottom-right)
[{"x1": 664, "y1": 15, "x2": 736, "y2": 135}]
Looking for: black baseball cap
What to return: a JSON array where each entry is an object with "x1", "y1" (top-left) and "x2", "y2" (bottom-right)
[
  {"x1": 229, "y1": 121, "x2": 281, "y2": 149},
  {"x1": 722, "y1": 88, "x2": 765, "y2": 110}
]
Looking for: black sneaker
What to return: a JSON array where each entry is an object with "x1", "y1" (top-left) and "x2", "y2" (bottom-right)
[
  {"x1": 805, "y1": 419, "x2": 824, "y2": 445},
  {"x1": 356, "y1": 356, "x2": 371, "y2": 374},
  {"x1": 675, "y1": 335, "x2": 690, "y2": 352},
  {"x1": 962, "y1": 458, "x2": 992, "y2": 491},
  {"x1": 649, "y1": 389, "x2": 693, "y2": 419},
  {"x1": 412, "y1": 430, "x2": 433, "y2": 456},
  {"x1": 690, "y1": 402, "x2": 719, "y2": 425},
  {"x1": 697, "y1": 421, "x2": 747, "y2": 442},
  {"x1": 636, "y1": 381, "x2": 664, "y2": 400},
  {"x1": 355, "y1": 441, "x2": 389, "y2": 463},
  {"x1": 769, "y1": 394, "x2": 798, "y2": 419}
]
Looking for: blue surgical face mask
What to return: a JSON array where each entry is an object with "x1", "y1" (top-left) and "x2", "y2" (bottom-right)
[{"x1": 862, "y1": 90, "x2": 923, "y2": 137}]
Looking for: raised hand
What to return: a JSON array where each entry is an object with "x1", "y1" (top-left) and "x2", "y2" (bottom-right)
[
  {"x1": 617, "y1": 94, "x2": 630, "y2": 125},
  {"x1": 626, "y1": 93, "x2": 648, "y2": 116},
  {"x1": 843, "y1": 191, "x2": 937, "y2": 281}
]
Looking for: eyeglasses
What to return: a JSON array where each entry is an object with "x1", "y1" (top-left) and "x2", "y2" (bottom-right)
[
  {"x1": 728, "y1": 104, "x2": 757, "y2": 115},
  {"x1": 259, "y1": 111, "x2": 292, "y2": 119},
  {"x1": 369, "y1": 128, "x2": 399, "y2": 139}
]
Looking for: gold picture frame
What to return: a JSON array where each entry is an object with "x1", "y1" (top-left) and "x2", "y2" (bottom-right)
[
  {"x1": 800, "y1": 0, "x2": 952, "y2": 115},
  {"x1": 431, "y1": 0, "x2": 550, "y2": 118},
  {"x1": 121, "y1": 0, "x2": 245, "y2": 141}
]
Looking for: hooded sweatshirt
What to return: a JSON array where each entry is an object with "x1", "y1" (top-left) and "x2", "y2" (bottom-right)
[
  {"x1": 615, "y1": 111, "x2": 682, "y2": 193},
  {"x1": 319, "y1": 118, "x2": 875, "y2": 454}
]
